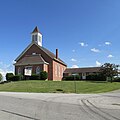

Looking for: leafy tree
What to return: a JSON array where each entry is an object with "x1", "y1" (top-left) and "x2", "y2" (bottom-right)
[
  {"x1": 100, "y1": 63, "x2": 119, "y2": 83},
  {"x1": 0, "y1": 73, "x2": 2, "y2": 81}
]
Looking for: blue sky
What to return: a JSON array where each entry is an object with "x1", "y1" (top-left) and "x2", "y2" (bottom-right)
[{"x1": 0, "y1": 0, "x2": 120, "y2": 79}]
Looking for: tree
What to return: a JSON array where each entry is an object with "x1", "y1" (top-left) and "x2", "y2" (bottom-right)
[
  {"x1": 0, "y1": 73, "x2": 2, "y2": 81},
  {"x1": 100, "y1": 63, "x2": 119, "y2": 83}
]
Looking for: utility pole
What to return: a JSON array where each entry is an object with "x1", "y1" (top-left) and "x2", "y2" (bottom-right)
[{"x1": 72, "y1": 74, "x2": 78, "y2": 93}]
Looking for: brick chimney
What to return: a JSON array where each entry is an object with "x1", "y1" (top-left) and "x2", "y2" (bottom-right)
[{"x1": 56, "y1": 49, "x2": 58, "y2": 59}]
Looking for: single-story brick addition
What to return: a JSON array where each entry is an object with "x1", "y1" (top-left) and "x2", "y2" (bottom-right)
[
  {"x1": 14, "y1": 26, "x2": 101, "y2": 80},
  {"x1": 64, "y1": 67, "x2": 101, "y2": 80}
]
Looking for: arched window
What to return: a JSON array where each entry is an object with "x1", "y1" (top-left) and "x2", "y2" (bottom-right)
[
  {"x1": 32, "y1": 35, "x2": 34, "y2": 41},
  {"x1": 35, "y1": 35, "x2": 37, "y2": 41},
  {"x1": 18, "y1": 67, "x2": 21, "y2": 75},
  {"x1": 57, "y1": 64, "x2": 59, "y2": 77},
  {"x1": 62, "y1": 68, "x2": 64, "y2": 77},
  {"x1": 55, "y1": 65, "x2": 57, "y2": 76},
  {"x1": 39, "y1": 36, "x2": 41, "y2": 42},
  {"x1": 36, "y1": 66, "x2": 40, "y2": 74},
  {"x1": 59, "y1": 66, "x2": 60, "y2": 77}
]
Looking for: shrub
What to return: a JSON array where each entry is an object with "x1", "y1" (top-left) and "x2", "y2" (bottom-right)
[
  {"x1": 64, "y1": 75, "x2": 74, "y2": 80},
  {"x1": 0, "y1": 73, "x2": 2, "y2": 81},
  {"x1": 12, "y1": 75, "x2": 23, "y2": 81},
  {"x1": 63, "y1": 75, "x2": 81, "y2": 81},
  {"x1": 6, "y1": 73, "x2": 14, "y2": 81},
  {"x1": 75, "y1": 75, "x2": 81, "y2": 80},
  {"x1": 30, "y1": 74, "x2": 40, "y2": 80},
  {"x1": 86, "y1": 74, "x2": 106, "y2": 81},
  {"x1": 40, "y1": 71, "x2": 48, "y2": 80},
  {"x1": 114, "y1": 77, "x2": 120, "y2": 82}
]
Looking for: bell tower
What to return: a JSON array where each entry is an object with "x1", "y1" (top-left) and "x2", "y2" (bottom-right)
[{"x1": 31, "y1": 26, "x2": 42, "y2": 46}]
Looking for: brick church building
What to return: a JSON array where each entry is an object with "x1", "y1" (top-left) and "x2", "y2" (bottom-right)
[
  {"x1": 14, "y1": 26, "x2": 102, "y2": 81},
  {"x1": 14, "y1": 26, "x2": 67, "y2": 80}
]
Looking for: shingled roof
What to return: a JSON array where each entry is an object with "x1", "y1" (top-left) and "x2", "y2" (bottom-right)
[
  {"x1": 64, "y1": 67, "x2": 101, "y2": 73},
  {"x1": 14, "y1": 54, "x2": 48, "y2": 66},
  {"x1": 40, "y1": 46, "x2": 66, "y2": 65},
  {"x1": 15, "y1": 42, "x2": 67, "y2": 66}
]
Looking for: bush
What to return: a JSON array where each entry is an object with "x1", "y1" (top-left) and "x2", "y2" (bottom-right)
[
  {"x1": 75, "y1": 75, "x2": 81, "y2": 80},
  {"x1": 64, "y1": 75, "x2": 74, "y2": 80},
  {"x1": 12, "y1": 75, "x2": 23, "y2": 81},
  {"x1": 114, "y1": 77, "x2": 120, "y2": 82},
  {"x1": 30, "y1": 74, "x2": 40, "y2": 80},
  {"x1": 63, "y1": 75, "x2": 81, "y2": 81},
  {"x1": 86, "y1": 74, "x2": 106, "y2": 81},
  {"x1": 0, "y1": 73, "x2": 2, "y2": 81},
  {"x1": 6, "y1": 73, "x2": 14, "y2": 81},
  {"x1": 40, "y1": 71, "x2": 48, "y2": 80}
]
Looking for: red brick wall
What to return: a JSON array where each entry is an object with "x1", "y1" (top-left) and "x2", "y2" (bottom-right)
[
  {"x1": 32, "y1": 64, "x2": 43, "y2": 74},
  {"x1": 15, "y1": 64, "x2": 44, "y2": 75},
  {"x1": 52, "y1": 60, "x2": 66, "y2": 81},
  {"x1": 15, "y1": 66, "x2": 25, "y2": 75},
  {"x1": 43, "y1": 64, "x2": 48, "y2": 72},
  {"x1": 15, "y1": 44, "x2": 66, "y2": 80},
  {"x1": 16, "y1": 44, "x2": 53, "y2": 80}
]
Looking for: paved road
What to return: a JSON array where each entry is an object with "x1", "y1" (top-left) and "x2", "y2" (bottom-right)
[{"x1": 0, "y1": 91, "x2": 120, "y2": 120}]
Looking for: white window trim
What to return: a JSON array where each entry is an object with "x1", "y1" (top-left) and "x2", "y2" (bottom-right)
[
  {"x1": 36, "y1": 66, "x2": 40, "y2": 74},
  {"x1": 55, "y1": 64, "x2": 57, "y2": 76},
  {"x1": 18, "y1": 67, "x2": 21, "y2": 75},
  {"x1": 59, "y1": 66, "x2": 60, "y2": 77},
  {"x1": 24, "y1": 66, "x2": 32, "y2": 76}
]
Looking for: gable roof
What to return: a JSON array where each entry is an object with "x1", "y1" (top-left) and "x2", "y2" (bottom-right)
[
  {"x1": 32, "y1": 26, "x2": 41, "y2": 33},
  {"x1": 15, "y1": 42, "x2": 67, "y2": 66},
  {"x1": 14, "y1": 54, "x2": 49, "y2": 66},
  {"x1": 64, "y1": 67, "x2": 101, "y2": 73}
]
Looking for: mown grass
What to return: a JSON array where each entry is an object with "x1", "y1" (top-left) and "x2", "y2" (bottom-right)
[{"x1": 0, "y1": 80, "x2": 120, "y2": 93}]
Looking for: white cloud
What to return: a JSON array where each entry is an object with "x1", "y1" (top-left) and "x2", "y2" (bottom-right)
[
  {"x1": 79, "y1": 42, "x2": 88, "y2": 47},
  {"x1": 12, "y1": 60, "x2": 16, "y2": 64},
  {"x1": 91, "y1": 48, "x2": 100, "y2": 53},
  {"x1": 71, "y1": 65, "x2": 79, "y2": 68},
  {"x1": 0, "y1": 69, "x2": 13, "y2": 81},
  {"x1": 72, "y1": 49, "x2": 75, "y2": 52},
  {"x1": 0, "y1": 61, "x2": 14, "y2": 80},
  {"x1": 105, "y1": 42, "x2": 111, "y2": 45},
  {"x1": 71, "y1": 58, "x2": 77, "y2": 62},
  {"x1": 96, "y1": 61, "x2": 102, "y2": 67},
  {"x1": 108, "y1": 54, "x2": 114, "y2": 58},
  {"x1": 0, "y1": 61, "x2": 3, "y2": 65},
  {"x1": 88, "y1": 66, "x2": 94, "y2": 67},
  {"x1": 98, "y1": 44, "x2": 102, "y2": 47}
]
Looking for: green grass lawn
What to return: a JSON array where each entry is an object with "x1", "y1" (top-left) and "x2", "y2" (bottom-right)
[{"x1": 0, "y1": 80, "x2": 120, "y2": 93}]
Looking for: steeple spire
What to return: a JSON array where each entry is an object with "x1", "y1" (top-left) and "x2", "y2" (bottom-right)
[
  {"x1": 31, "y1": 26, "x2": 42, "y2": 46},
  {"x1": 32, "y1": 26, "x2": 40, "y2": 33}
]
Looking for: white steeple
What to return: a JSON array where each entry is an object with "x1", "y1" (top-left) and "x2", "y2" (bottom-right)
[{"x1": 31, "y1": 26, "x2": 42, "y2": 46}]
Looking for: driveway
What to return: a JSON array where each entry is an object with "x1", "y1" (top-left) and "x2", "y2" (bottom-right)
[{"x1": 0, "y1": 91, "x2": 120, "y2": 120}]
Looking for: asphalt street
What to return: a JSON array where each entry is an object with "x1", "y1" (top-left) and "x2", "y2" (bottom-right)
[{"x1": 0, "y1": 91, "x2": 120, "y2": 120}]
